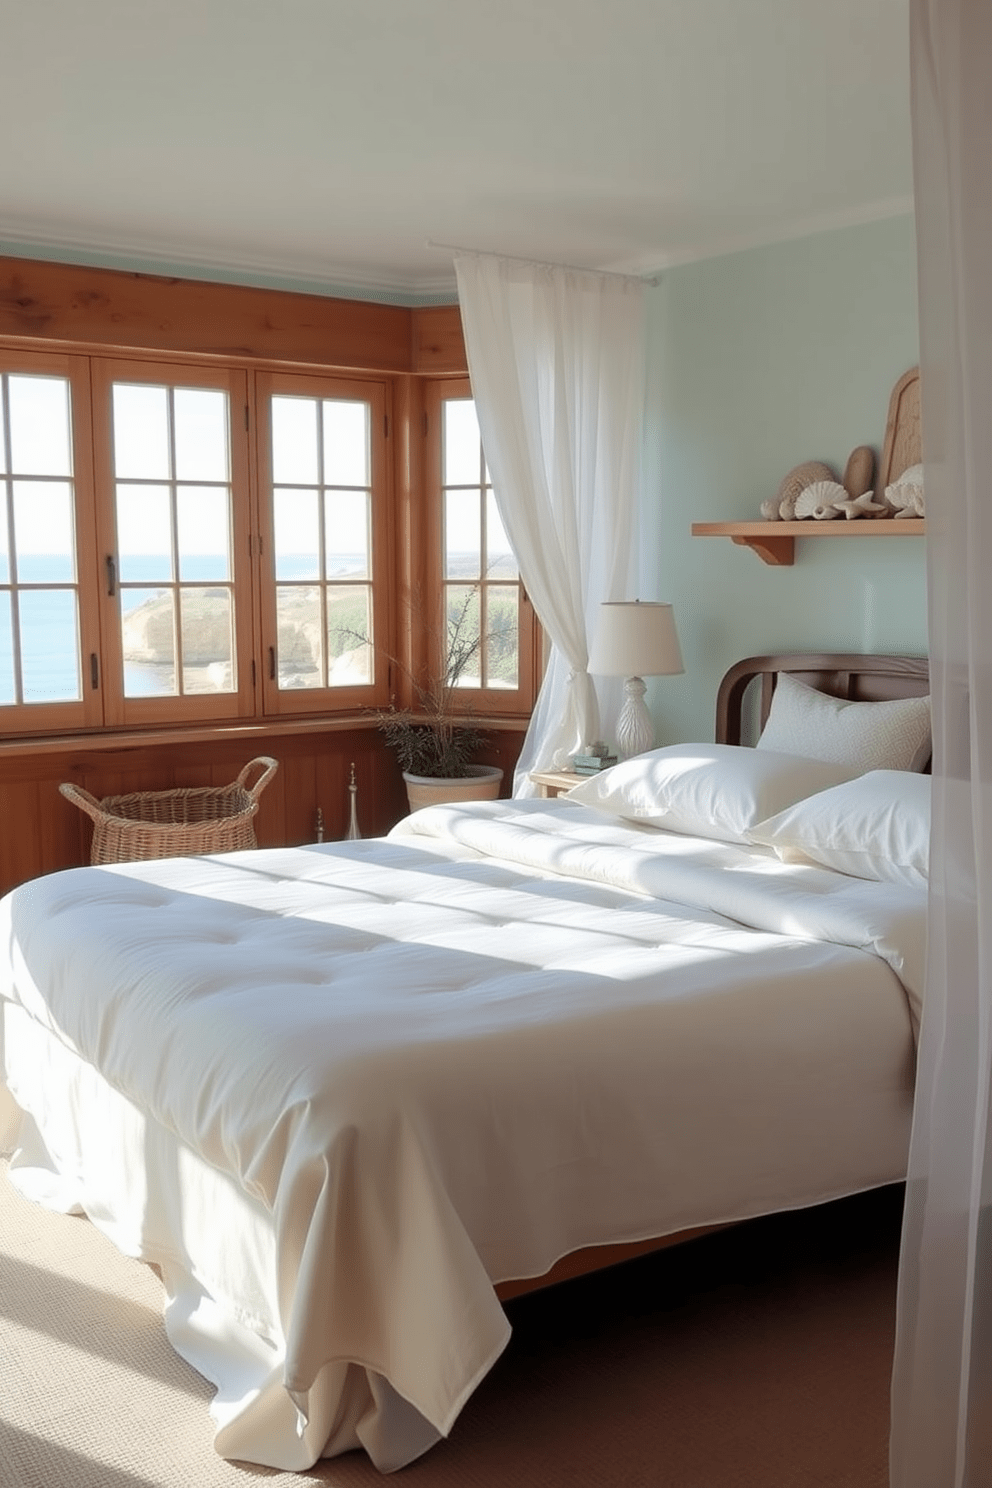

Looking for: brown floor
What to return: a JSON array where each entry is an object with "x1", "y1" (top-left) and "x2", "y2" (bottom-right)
[{"x1": 0, "y1": 1164, "x2": 901, "y2": 1487}]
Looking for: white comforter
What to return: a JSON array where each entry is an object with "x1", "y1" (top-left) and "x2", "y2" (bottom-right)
[{"x1": 0, "y1": 799, "x2": 921, "y2": 1472}]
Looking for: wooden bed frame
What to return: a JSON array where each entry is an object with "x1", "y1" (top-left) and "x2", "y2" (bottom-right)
[{"x1": 495, "y1": 650, "x2": 930, "y2": 1302}]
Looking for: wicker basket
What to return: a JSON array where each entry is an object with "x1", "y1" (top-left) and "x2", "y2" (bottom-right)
[{"x1": 59, "y1": 757, "x2": 279, "y2": 865}]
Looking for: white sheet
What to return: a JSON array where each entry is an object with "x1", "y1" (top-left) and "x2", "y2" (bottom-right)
[{"x1": 0, "y1": 798, "x2": 920, "y2": 1471}]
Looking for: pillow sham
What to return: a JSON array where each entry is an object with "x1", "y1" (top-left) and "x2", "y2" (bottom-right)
[
  {"x1": 755, "y1": 672, "x2": 931, "y2": 772},
  {"x1": 747, "y1": 769, "x2": 931, "y2": 887},
  {"x1": 563, "y1": 743, "x2": 860, "y2": 844}
]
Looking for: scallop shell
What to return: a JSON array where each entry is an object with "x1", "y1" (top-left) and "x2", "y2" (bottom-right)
[
  {"x1": 776, "y1": 460, "x2": 836, "y2": 520},
  {"x1": 842, "y1": 444, "x2": 875, "y2": 499},
  {"x1": 793, "y1": 480, "x2": 846, "y2": 520}
]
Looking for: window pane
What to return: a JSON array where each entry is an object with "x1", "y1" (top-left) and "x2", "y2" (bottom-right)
[
  {"x1": 322, "y1": 401, "x2": 369, "y2": 487},
  {"x1": 121, "y1": 588, "x2": 176, "y2": 696},
  {"x1": 274, "y1": 488, "x2": 320, "y2": 580},
  {"x1": 0, "y1": 494, "x2": 9, "y2": 583},
  {"x1": 325, "y1": 490, "x2": 369, "y2": 578},
  {"x1": 486, "y1": 491, "x2": 517, "y2": 578},
  {"x1": 117, "y1": 484, "x2": 173, "y2": 583},
  {"x1": 177, "y1": 486, "x2": 231, "y2": 581},
  {"x1": 173, "y1": 388, "x2": 229, "y2": 483},
  {"x1": 445, "y1": 490, "x2": 481, "y2": 579},
  {"x1": 444, "y1": 400, "x2": 481, "y2": 485},
  {"x1": 113, "y1": 384, "x2": 170, "y2": 480},
  {"x1": 18, "y1": 588, "x2": 81, "y2": 702},
  {"x1": 0, "y1": 591, "x2": 13, "y2": 703},
  {"x1": 181, "y1": 587, "x2": 234, "y2": 694},
  {"x1": 13, "y1": 481, "x2": 75, "y2": 583},
  {"x1": 446, "y1": 584, "x2": 482, "y2": 688},
  {"x1": 486, "y1": 585, "x2": 519, "y2": 689},
  {"x1": 277, "y1": 585, "x2": 322, "y2": 688},
  {"x1": 327, "y1": 585, "x2": 371, "y2": 685},
  {"x1": 271, "y1": 396, "x2": 318, "y2": 485},
  {"x1": 8, "y1": 376, "x2": 72, "y2": 477}
]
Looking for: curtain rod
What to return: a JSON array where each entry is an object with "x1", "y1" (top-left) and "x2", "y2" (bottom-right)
[{"x1": 425, "y1": 240, "x2": 660, "y2": 287}]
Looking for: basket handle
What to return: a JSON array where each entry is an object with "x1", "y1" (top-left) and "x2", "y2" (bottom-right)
[
  {"x1": 59, "y1": 782, "x2": 104, "y2": 822},
  {"x1": 236, "y1": 756, "x2": 279, "y2": 802}
]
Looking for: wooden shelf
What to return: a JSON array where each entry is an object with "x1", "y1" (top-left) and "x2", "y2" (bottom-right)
[{"x1": 691, "y1": 519, "x2": 926, "y2": 566}]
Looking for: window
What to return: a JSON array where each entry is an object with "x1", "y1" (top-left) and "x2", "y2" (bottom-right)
[
  {"x1": 425, "y1": 379, "x2": 537, "y2": 716},
  {"x1": 0, "y1": 346, "x2": 534, "y2": 739},
  {"x1": 0, "y1": 350, "x2": 102, "y2": 735},
  {"x1": 91, "y1": 358, "x2": 255, "y2": 728},
  {"x1": 255, "y1": 371, "x2": 391, "y2": 717}
]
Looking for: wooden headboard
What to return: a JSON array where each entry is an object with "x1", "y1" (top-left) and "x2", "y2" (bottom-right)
[{"x1": 716, "y1": 653, "x2": 930, "y2": 748}]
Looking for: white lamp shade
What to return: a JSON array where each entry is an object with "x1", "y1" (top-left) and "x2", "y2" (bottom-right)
[{"x1": 587, "y1": 601, "x2": 684, "y2": 678}]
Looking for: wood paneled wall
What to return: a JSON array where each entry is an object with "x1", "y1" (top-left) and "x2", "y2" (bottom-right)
[
  {"x1": 0, "y1": 256, "x2": 467, "y2": 374},
  {"x1": 0, "y1": 726, "x2": 524, "y2": 897}
]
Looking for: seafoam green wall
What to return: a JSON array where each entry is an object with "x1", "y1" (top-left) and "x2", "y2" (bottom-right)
[{"x1": 639, "y1": 213, "x2": 924, "y2": 745}]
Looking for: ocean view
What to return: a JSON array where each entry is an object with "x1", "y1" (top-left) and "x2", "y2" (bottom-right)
[{"x1": 1, "y1": 551, "x2": 510, "y2": 704}]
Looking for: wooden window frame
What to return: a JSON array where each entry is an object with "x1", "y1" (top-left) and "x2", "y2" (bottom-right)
[
  {"x1": 90, "y1": 356, "x2": 256, "y2": 729},
  {"x1": 423, "y1": 377, "x2": 539, "y2": 721},
  {"x1": 0, "y1": 258, "x2": 540, "y2": 748},
  {"x1": 0, "y1": 348, "x2": 103, "y2": 737},
  {"x1": 254, "y1": 369, "x2": 394, "y2": 718}
]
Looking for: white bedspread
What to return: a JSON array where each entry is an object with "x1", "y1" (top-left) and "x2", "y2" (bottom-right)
[{"x1": 0, "y1": 799, "x2": 921, "y2": 1471}]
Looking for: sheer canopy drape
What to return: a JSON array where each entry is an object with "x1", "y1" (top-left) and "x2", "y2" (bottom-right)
[
  {"x1": 453, "y1": 253, "x2": 645, "y2": 793},
  {"x1": 891, "y1": 3, "x2": 992, "y2": 1483}
]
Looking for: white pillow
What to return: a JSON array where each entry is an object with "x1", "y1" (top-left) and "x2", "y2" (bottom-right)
[
  {"x1": 563, "y1": 743, "x2": 861, "y2": 844},
  {"x1": 747, "y1": 769, "x2": 931, "y2": 887},
  {"x1": 755, "y1": 672, "x2": 931, "y2": 772}
]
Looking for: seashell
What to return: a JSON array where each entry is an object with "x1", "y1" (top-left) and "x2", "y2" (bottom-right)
[
  {"x1": 794, "y1": 480, "x2": 846, "y2": 520},
  {"x1": 776, "y1": 460, "x2": 836, "y2": 520},
  {"x1": 759, "y1": 498, "x2": 781, "y2": 521},
  {"x1": 885, "y1": 462, "x2": 925, "y2": 517},
  {"x1": 842, "y1": 445, "x2": 875, "y2": 499},
  {"x1": 833, "y1": 489, "x2": 888, "y2": 520}
]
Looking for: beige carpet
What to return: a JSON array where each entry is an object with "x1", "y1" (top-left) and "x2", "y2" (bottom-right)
[{"x1": 0, "y1": 1161, "x2": 901, "y2": 1487}]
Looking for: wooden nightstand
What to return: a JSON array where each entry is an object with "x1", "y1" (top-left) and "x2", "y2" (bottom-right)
[{"x1": 528, "y1": 769, "x2": 583, "y2": 798}]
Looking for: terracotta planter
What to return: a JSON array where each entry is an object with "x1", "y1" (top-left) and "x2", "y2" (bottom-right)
[{"x1": 402, "y1": 764, "x2": 503, "y2": 814}]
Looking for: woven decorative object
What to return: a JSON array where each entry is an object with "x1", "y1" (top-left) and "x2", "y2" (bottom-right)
[
  {"x1": 60, "y1": 757, "x2": 279, "y2": 865},
  {"x1": 842, "y1": 444, "x2": 876, "y2": 499},
  {"x1": 774, "y1": 460, "x2": 836, "y2": 519}
]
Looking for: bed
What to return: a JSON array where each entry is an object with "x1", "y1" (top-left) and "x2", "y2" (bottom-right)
[{"x1": 0, "y1": 652, "x2": 930, "y2": 1473}]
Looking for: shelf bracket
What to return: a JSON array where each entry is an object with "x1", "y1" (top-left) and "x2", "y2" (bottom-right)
[{"x1": 731, "y1": 533, "x2": 794, "y2": 566}]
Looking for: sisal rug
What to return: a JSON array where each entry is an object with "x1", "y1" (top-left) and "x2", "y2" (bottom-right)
[{"x1": 0, "y1": 1160, "x2": 900, "y2": 1487}]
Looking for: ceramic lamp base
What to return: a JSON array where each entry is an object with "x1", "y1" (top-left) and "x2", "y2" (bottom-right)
[{"x1": 615, "y1": 675, "x2": 655, "y2": 758}]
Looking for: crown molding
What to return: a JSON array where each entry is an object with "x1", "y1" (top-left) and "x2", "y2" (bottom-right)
[
  {"x1": 0, "y1": 193, "x2": 915, "y2": 307},
  {"x1": 0, "y1": 225, "x2": 458, "y2": 306}
]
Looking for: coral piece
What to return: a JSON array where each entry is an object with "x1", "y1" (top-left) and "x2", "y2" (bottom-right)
[
  {"x1": 794, "y1": 480, "x2": 846, "y2": 520},
  {"x1": 775, "y1": 460, "x2": 836, "y2": 520},
  {"x1": 884, "y1": 461, "x2": 925, "y2": 518},
  {"x1": 833, "y1": 490, "x2": 888, "y2": 520},
  {"x1": 842, "y1": 445, "x2": 876, "y2": 499}
]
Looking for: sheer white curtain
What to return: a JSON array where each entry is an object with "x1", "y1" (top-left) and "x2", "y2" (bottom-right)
[
  {"x1": 891, "y1": 3, "x2": 992, "y2": 1483},
  {"x1": 453, "y1": 252, "x2": 646, "y2": 794}
]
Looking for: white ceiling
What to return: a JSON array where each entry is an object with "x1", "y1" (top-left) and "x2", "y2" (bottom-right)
[{"x1": 0, "y1": 0, "x2": 913, "y2": 302}]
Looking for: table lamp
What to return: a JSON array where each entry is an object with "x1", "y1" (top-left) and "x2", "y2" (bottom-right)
[{"x1": 587, "y1": 601, "x2": 684, "y2": 758}]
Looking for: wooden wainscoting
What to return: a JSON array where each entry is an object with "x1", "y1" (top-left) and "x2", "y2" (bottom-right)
[{"x1": 0, "y1": 725, "x2": 524, "y2": 898}]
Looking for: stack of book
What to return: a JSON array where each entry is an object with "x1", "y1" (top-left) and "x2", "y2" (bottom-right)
[{"x1": 569, "y1": 745, "x2": 618, "y2": 775}]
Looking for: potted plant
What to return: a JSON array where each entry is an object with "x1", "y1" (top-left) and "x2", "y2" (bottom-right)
[{"x1": 369, "y1": 587, "x2": 508, "y2": 812}]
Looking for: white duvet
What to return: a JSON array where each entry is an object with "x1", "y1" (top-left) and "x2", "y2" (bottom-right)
[{"x1": 0, "y1": 798, "x2": 921, "y2": 1472}]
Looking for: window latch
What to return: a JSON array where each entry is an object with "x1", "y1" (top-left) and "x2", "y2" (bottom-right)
[
  {"x1": 90, "y1": 653, "x2": 99, "y2": 690},
  {"x1": 105, "y1": 555, "x2": 117, "y2": 597}
]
